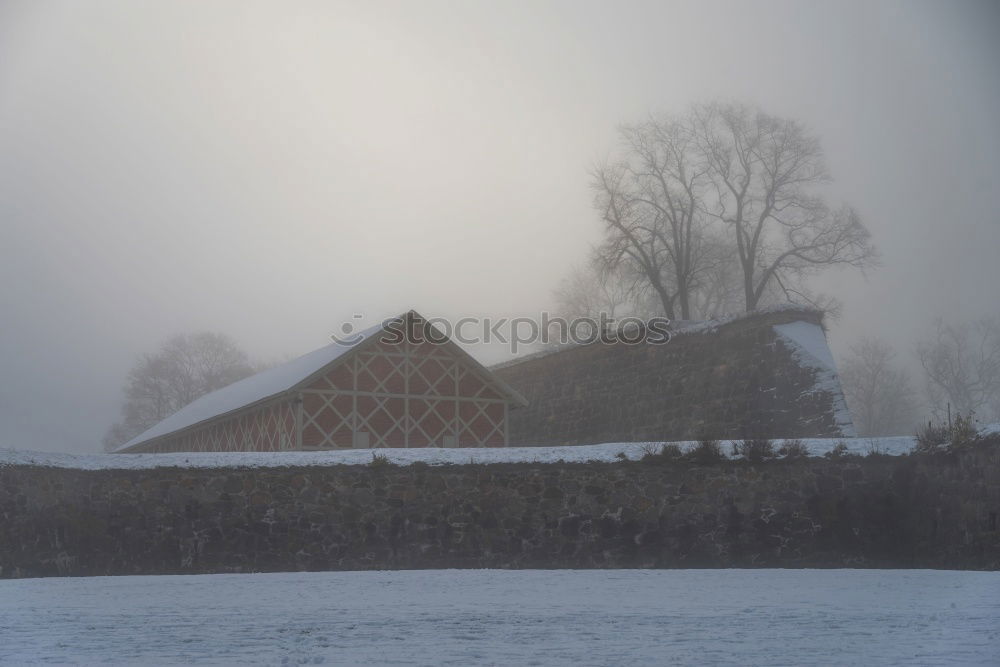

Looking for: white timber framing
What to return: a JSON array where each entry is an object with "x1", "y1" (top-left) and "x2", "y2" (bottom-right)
[
  {"x1": 130, "y1": 394, "x2": 297, "y2": 454},
  {"x1": 299, "y1": 334, "x2": 511, "y2": 449}
]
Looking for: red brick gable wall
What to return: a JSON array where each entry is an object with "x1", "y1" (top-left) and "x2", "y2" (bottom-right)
[
  {"x1": 300, "y1": 334, "x2": 506, "y2": 448},
  {"x1": 137, "y1": 322, "x2": 509, "y2": 453}
]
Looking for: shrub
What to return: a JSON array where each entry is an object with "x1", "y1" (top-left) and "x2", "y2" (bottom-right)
[
  {"x1": 732, "y1": 437, "x2": 776, "y2": 463},
  {"x1": 778, "y1": 439, "x2": 810, "y2": 459},
  {"x1": 370, "y1": 452, "x2": 392, "y2": 467},
  {"x1": 913, "y1": 411, "x2": 981, "y2": 454},
  {"x1": 638, "y1": 442, "x2": 684, "y2": 464},
  {"x1": 865, "y1": 439, "x2": 888, "y2": 457},
  {"x1": 824, "y1": 441, "x2": 851, "y2": 459},
  {"x1": 639, "y1": 443, "x2": 663, "y2": 458},
  {"x1": 914, "y1": 420, "x2": 950, "y2": 454},
  {"x1": 685, "y1": 438, "x2": 725, "y2": 464},
  {"x1": 950, "y1": 412, "x2": 980, "y2": 450},
  {"x1": 661, "y1": 443, "x2": 684, "y2": 459}
]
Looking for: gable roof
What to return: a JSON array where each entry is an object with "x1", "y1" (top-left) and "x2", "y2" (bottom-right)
[{"x1": 115, "y1": 311, "x2": 526, "y2": 452}]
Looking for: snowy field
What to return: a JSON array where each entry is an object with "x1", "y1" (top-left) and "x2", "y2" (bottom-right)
[
  {"x1": 1, "y1": 569, "x2": 997, "y2": 666},
  {"x1": 0, "y1": 436, "x2": 923, "y2": 470}
]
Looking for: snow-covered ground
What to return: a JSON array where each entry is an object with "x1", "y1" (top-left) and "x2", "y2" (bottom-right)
[
  {"x1": 1, "y1": 569, "x2": 997, "y2": 666},
  {"x1": 0, "y1": 436, "x2": 923, "y2": 470}
]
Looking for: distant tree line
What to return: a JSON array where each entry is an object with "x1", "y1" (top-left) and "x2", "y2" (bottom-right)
[{"x1": 839, "y1": 317, "x2": 1000, "y2": 436}]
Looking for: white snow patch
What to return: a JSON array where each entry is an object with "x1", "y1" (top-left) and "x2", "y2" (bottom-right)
[
  {"x1": 773, "y1": 321, "x2": 838, "y2": 370},
  {"x1": 1, "y1": 569, "x2": 998, "y2": 666},
  {"x1": 773, "y1": 321, "x2": 857, "y2": 438},
  {"x1": 0, "y1": 435, "x2": 917, "y2": 470}
]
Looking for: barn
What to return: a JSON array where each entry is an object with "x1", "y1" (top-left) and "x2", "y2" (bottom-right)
[
  {"x1": 493, "y1": 307, "x2": 855, "y2": 445},
  {"x1": 115, "y1": 311, "x2": 527, "y2": 453}
]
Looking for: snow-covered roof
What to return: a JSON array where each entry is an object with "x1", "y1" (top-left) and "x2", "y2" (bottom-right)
[
  {"x1": 116, "y1": 320, "x2": 388, "y2": 452},
  {"x1": 492, "y1": 304, "x2": 823, "y2": 370}
]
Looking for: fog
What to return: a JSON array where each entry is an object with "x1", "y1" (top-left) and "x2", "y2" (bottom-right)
[{"x1": 1, "y1": 0, "x2": 998, "y2": 452}]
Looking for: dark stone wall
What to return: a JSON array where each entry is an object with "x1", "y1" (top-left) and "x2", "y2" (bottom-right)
[
  {"x1": 494, "y1": 308, "x2": 852, "y2": 445},
  {"x1": 2, "y1": 446, "x2": 998, "y2": 578}
]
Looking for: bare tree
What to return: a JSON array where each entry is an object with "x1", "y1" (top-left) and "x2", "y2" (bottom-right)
[
  {"x1": 592, "y1": 113, "x2": 711, "y2": 320},
  {"x1": 839, "y1": 337, "x2": 918, "y2": 436},
  {"x1": 589, "y1": 102, "x2": 876, "y2": 320},
  {"x1": 553, "y1": 260, "x2": 636, "y2": 321},
  {"x1": 916, "y1": 317, "x2": 1000, "y2": 423},
  {"x1": 686, "y1": 232, "x2": 745, "y2": 319},
  {"x1": 693, "y1": 102, "x2": 878, "y2": 311},
  {"x1": 103, "y1": 332, "x2": 256, "y2": 450}
]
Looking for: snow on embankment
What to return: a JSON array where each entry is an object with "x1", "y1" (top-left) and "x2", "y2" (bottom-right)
[
  {"x1": 0, "y1": 436, "x2": 918, "y2": 470},
  {"x1": 773, "y1": 321, "x2": 857, "y2": 437}
]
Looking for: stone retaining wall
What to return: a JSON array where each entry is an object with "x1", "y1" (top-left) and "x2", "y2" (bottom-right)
[{"x1": 2, "y1": 445, "x2": 998, "y2": 578}]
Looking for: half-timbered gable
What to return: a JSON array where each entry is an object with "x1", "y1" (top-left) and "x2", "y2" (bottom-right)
[{"x1": 116, "y1": 311, "x2": 525, "y2": 453}]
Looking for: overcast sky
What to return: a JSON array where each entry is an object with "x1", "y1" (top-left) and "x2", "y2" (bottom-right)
[{"x1": 2, "y1": 0, "x2": 998, "y2": 452}]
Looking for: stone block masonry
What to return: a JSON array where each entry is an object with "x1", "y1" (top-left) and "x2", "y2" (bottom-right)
[
  {"x1": 493, "y1": 307, "x2": 855, "y2": 445},
  {"x1": 1, "y1": 445, "x2": 998, "y2": 578}
]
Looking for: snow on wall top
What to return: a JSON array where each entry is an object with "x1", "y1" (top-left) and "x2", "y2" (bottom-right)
[
  {"x1": 2, "y1": 436, "x2": 920, "y2": 470},
  {"x1": 116, "y1": 321, "x2": 387, "y2": 452},
  {"x1": 773, "y1": 321, "x2": 857, "y2": 438}
]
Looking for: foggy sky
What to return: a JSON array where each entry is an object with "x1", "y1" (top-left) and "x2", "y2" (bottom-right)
[{"x1": 2, "y1": 0, "x2": 999, "y2": 452}]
